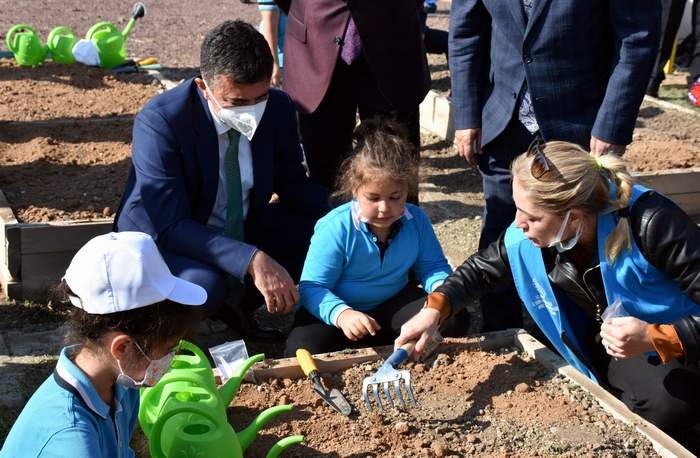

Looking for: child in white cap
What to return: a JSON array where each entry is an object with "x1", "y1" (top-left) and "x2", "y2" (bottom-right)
[{"x1": 1, "y1": 231, "x2": 207, "y2": 458}]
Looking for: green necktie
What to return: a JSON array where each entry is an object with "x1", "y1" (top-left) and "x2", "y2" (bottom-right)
[{"x1": 223, "y1": 129, "x2": 244, "y2": 241}]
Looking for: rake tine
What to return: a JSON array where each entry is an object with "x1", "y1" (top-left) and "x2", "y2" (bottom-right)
[
  {"x1": 393, "y1": 379, "x2": 406, "y2": 408},
  {"x1": 372, "y1": 382, "x2": 384, "y2": 412},
  {"x1": 382, "y1": 381, "x2": 395, "y2": 408},
  {"x1": 362, "y1": 383, "x2": 373, "y2": 411},
  {"x1": 403, "y1": 377, "x2": 417, "y2": 406}
]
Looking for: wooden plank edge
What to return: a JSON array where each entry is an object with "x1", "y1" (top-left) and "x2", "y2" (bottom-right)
[
  {"x1": 514, "y1": 330, "x2": 694, "y2": 458},
  {"x1": 0, "y1": 188, "x2": 19, "y2": 225}
]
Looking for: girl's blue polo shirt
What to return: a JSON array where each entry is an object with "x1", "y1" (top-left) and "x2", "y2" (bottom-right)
[{"x1": 1, "y1": 346, "x2": 140, "y2": 458}]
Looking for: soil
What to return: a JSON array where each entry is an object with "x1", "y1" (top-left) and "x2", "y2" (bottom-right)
[{"x1": 229, "y1": 339, "x2": 658, "y2": 457}]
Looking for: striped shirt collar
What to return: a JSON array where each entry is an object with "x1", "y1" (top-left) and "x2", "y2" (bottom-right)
[{"x1": 54, "y1": 345, "x2": 126, "y2": 420}]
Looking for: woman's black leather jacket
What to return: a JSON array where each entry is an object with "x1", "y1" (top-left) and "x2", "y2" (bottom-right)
[{"x1": 436, "y1": 191, "x2": 700, "y2": 364}]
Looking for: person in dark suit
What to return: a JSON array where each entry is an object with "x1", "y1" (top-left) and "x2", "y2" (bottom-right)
[
  {"x1": 274, "y1": 0, "x2": 430, "y2": 191},
  {"x1": 114, "y1": 20, "x2": 329, "y2": 338},
  {"x1": 449, "y1": 0, "x2": 661, "y2": 332}
]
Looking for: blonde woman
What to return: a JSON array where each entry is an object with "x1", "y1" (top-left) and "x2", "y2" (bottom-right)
[{"x1": 397, "y1": 140, "x2": 700, "y2": 445}]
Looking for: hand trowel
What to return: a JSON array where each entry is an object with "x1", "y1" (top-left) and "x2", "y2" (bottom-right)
[{"x1": 296, "y1": 348, "x2": 352, "y2": 415}]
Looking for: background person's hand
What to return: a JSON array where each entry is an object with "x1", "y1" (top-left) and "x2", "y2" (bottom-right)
[
  {"x1": 395, "y1": 307, "x2": 440, "y2": 355},
  {"x1": 454, "y1": 128, "x2": 482, "y2": 166},
  {"x1": 336, "y1": 309, "x2": 381, "y2": 341},
  {"x1": 246, "y1": 250, "x2": 299, "y2": 313},
  {"x1": 600, "y1": 316, "x2": 654, "y2": 358},
  {"x1": 589, "y1": 136, "x2": 625, "y2": 157},
  {"x1": 271, "y1": 63, "x2": 282, "y2": 88}
]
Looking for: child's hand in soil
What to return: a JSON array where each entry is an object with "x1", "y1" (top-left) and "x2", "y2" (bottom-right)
[{"x1": 337, "y1": 309, "x2": 381, "y2": 341}]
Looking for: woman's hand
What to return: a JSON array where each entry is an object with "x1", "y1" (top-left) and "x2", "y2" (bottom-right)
[
  {"x1": 337, "y1": 309, "x2": 381, "y2": 341},
  {"x1": 600, "y1": 316, "x2": 654, "y2": 358},
  {"x1": 395, "y1": 307, "x2": 441, "y2": 356}
]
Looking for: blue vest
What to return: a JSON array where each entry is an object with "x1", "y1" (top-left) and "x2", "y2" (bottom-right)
[{"x1": 504, "y1": 184, "x2": 700, "y2": 381}]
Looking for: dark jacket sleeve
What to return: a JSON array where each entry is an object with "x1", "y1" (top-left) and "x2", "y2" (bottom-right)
[
  {"x1": 632, "y1": 191, "x2": 700, "y2": 364},
  {"x1": 448, "y1": 0, "x2": 491, "y2": 130},
  {"x1": 631, "y1": 192, "x2": 700, "y2": 306},
  {"x1": 674, "y1": 316, "x2": 700, "y2": 364},
  {"x1": 434, "y1": 233, "x2": 513, "y2": 316}
]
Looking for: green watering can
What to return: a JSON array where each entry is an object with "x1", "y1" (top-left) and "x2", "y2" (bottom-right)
[
  {"x1": 5, "y1": 24, "x2": 47, "y2": 66},
  {"x1": 139, "y1": 341, "x2": 305, "y2": 457},
  {"x1": 46, "y1": 26, "x2": 77, "y2": 64},
  {"x1": 85, "y1": 2, "x2": 146, "y2": 68}
]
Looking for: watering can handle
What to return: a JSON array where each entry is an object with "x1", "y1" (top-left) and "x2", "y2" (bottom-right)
[
  {"x1": 6, "y1": 24, "x2": 36, "y2": 52},
  {"x1": 47, "y1": 26, "x2": 74, "y2": 44},
  {"x1": 86, "y1": 22, "x2": 118, "y2": 40}
]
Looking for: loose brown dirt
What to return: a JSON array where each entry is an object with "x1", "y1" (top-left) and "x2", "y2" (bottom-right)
[{"x1": 229, "y1": 339, "x2": 658, "y2": 457}]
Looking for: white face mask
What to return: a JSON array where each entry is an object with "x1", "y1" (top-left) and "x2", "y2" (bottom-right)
[
  {"x1": 205, "y1": 81, "x2": 268, "y2": 141},
  {"x1": 548, "y1": 209, "x2": 582, "y2": 253},
  {"x1": 115, "y1": 341, "x2": 175, "y2": 389}
]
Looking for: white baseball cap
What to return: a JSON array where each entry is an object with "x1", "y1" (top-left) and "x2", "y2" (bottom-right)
[{"x1": 63, "y1": 232, "x2": 207, "y2": 314}]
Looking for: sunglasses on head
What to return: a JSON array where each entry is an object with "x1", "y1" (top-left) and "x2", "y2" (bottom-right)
[{"x1": 526, "y1": 136, "x2": 554, "y2": 180}]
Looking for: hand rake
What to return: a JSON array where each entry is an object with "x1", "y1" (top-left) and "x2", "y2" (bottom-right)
[{"x1": 361, "y1": 341, "x2": 416, "y2": 412}]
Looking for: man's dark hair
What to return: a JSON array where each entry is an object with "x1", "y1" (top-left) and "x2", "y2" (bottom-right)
[{"x1": 200, "y1": 20, "x2": 273, "y2": 85}]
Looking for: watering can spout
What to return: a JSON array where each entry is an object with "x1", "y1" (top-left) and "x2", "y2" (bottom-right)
[
  {"x1": 122, "y1": 2, "x2": 146, "y2": 37},
  {"x1": 237, "y1": 404, "x2": 294, "y2": 451},
  {"x1": 218, "y1": 353, "x2": 265, "y2": 406}
]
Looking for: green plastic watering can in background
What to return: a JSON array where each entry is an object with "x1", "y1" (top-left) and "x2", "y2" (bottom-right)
[
  {"x1": 85, "y1": 2, "x2": 146, "y2": 68},
  {"x1": 6, "y1": 24, "x2": 47, "y2": 66},
  {"x1": 46, "y1": 26, "x2": 77, "y2": 64}
]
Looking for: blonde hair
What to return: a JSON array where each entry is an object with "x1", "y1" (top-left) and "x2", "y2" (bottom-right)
[
  {"x1": 334, "y1": 118, "x2": 419, "y2": 200},
  {"x1": 511, "y1": 141, "x2": 636, "y2": 262}
]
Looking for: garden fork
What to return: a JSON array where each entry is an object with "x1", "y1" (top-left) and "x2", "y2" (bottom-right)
[{"x1": 361, "y1": 341, "x2": 417, "y2": 412}]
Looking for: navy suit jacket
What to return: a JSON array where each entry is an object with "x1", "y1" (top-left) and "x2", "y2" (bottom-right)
[
  {"x1": 115, "y1": 78, "x2": 329, "y2": 279},
  {"x1": 449, "y1": 0, "x2": 661, "y2": 147}
]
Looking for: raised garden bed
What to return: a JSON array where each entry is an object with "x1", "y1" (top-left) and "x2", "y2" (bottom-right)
[
  {"x1": 0, "y1": 59, "x2": 161, "y2": 299},
  {"x1": 222, "y1": 330, "x2": 692, "y2": 457}
]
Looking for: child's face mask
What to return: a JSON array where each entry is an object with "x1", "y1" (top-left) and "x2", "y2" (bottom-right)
[{"x1": 115, "y1": 341, "x2": 176, "y2": 389}]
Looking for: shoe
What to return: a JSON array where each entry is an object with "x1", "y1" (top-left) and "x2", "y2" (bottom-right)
[
  {"x1": 689, "y1": 77, "x2": 700, "y2": 108},
  {"x1": 423, "y1": 1, "x2": 437, "y2": 14}
]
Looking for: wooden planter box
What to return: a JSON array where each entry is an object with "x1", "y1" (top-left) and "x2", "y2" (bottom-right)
[
  {"x1": 0, "y1": 189, "x2": 112, "y2": 300},
  {"x1": 233, "y1": 329, "x2": 693, "y2": 458},
  {"x1": 635, "y1": 167, "x2": 700, "y2": 217}
]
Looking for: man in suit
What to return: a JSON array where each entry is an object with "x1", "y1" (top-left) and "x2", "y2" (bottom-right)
[
  {"x1": 449, "y1": 0, "x2": 661, "y2": 331},
  {"x1": 114, "y1": 20, "x2": 329, "y2": 337},
  {"x1": 274, "y1": 0, "x2": 430, "y2": 191}
]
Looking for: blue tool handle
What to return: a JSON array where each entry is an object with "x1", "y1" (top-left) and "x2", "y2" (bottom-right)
[{"x1": 386, "y1": 341, "x2": 416, "y2": 368}]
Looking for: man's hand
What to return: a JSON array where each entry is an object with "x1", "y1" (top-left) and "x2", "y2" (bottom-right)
[
  {"x1": 600, "y1": 316, "x2": 654, "y2": 358},
  {"x1": 336, "y1": 309, "x2": 381, "y2": 341},
  {"x1": 454, "y1": 128, "x2": 482, "y2": 166},
  {"x1": 395, "y1": 307, "x2": 440, "y2": 355},
  {"x1": 271, "y1": 63, "x2": 282, "y2": 88},
  {"x1": 590, "y1": 136, "x2": 625, "y2": 157},
  {"x1": 246, "y1": 250, "x2": 299, "y2": 313}
]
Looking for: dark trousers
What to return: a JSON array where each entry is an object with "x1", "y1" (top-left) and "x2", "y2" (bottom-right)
[
  {"x1": 298, "y1": 56, "x2": 421, "y2": 191},
  {"x1": 607, "y1": 355, "x2": 700, "y2": 449},
  {"x1": 162, "y1": 202, "x2": 316, "y2": 318},
  {"x1": 477, "y1": 116, "x2": 536, "y2": 331},
  {"x1": 284, "y1": 283, "x2": 428, "y2": 357},
  {"x1": 690, "y1": 0, "x2": 700, "y2": 82},
  {"x1": 647, "y1": 0, "x2": 686, "y2": 95}
]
